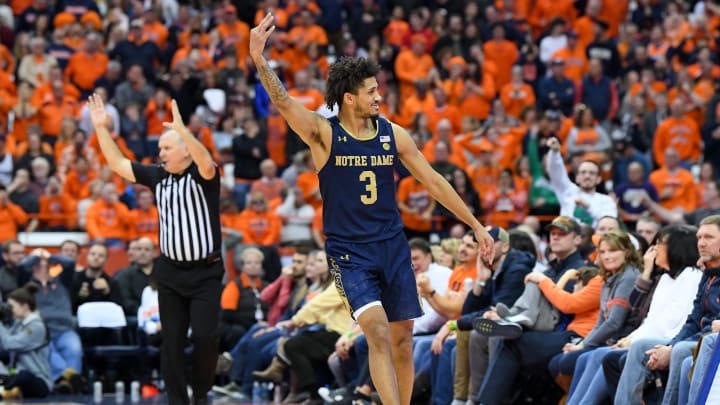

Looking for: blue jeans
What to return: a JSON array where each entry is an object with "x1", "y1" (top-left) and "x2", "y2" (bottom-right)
[
  {"x1": 678, "y1": 356, "x2": 692, "y2": 405},
  {"x1": 548, "y1": 347, "x2": 593, "y2": 377},
  {"x1": 414, "y1": 336, "x2": 434, "y2": 374},
  {"x1": 661, "y1": 340, "x2": 696, "y2": 405},
  {"x1": 413, "y1": 335, "x2": 435, "y2": 372},
  {"x1": 48, "y1": 330, "x2": 83, "y2": 381},
  {"x1": 431, "y1": 338, "x2": 456, "y2": 405},
  {"x1": 689, "y1": 333, "x2": 718, "y2": 405},
  {"x1": 567, "y1": 347, "x2": 615, "y2": 405},
  {"x1": 228, "y1": 324, "x2": 282, "y2": 395},
  {"x1": 615, "y1": 337, "x2": 668, "y2": 405}
]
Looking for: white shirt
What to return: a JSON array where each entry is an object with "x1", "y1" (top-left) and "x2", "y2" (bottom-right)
[
  {"x1": 414, "y1": 263, "x2": 452, "y2": 334},
  {"x1": 628, "y1": 267, "x2": 703, "y2": 341},
  {"x1": 546, "y1": 149, "x2": 617, "y2": 226},
  {"x1": 275, "y1": 193, "x2": 315, "y2": 244},
  {"x1": 540, "y1": 35, "x2": 568, "y2": 64}
]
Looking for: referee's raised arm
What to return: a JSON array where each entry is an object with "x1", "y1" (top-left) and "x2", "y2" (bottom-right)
[
  {"x1": 163, "y1": 100, "x2": 216, "y2": 180},
  {"x1": 88, "y1": 93, "x2": 136, "y2": 182}
]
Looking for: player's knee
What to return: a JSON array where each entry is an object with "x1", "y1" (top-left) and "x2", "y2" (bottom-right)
[{"x1": 362, "y1": 322, "x2": 392, "y2": 348}]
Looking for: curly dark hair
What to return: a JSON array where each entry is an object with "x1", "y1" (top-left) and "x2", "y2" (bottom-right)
[{"x1": 325, "y1": 57, "x2": 380, "y2": 110}]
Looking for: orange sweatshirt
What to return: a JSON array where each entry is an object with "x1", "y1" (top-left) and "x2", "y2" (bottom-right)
[{"x1": 538, "y1": 275, "x2": 603, "y2": 337}]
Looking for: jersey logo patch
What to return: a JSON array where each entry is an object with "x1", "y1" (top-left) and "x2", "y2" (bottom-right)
[
  {"x1": 380, "y1": 135, "x2": 390, "y2": 142},
  {"x1": 338, "y1": 136, "x2": 347, "y2": 142}
]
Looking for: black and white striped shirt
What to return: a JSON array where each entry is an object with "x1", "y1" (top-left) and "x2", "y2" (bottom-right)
[{"x1": 131, "y1": 162, "x2": 221, "y2": 262}]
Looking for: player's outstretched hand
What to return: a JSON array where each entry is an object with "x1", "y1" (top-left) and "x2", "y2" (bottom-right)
[
  {"x1": 250, "y1": 13, "x2": 276, "y2": 61},
  {"x1": 474, "y1": 226, "x2": 496, "y2": 265}
]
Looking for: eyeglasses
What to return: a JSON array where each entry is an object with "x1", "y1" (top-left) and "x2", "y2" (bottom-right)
[{"x1": 577, "y1": 170, "x2": 599, "y2": 176}]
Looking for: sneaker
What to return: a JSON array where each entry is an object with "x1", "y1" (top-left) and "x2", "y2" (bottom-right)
[
  {"x1": 215, "y1": 352, "x2": 233, "y2": 375},
  {"x1": 211, "y1": 381, "x2": 247, "y2": 399},
  {"x1": 494, "y1": 302, "x2": 512, "y2": 318},
  {"x1": 319, "y1": 386, "x2": 371, "y2": 404},
  {"x1": 472, "y1": 318, "x2": 523, "y2": 339}
]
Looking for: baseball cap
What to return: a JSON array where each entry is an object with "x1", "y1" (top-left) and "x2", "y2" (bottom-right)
[
  {"x1": 486, "y1": 226, "x2": 509, "y2": 243},
  {"x1": 547, "y1": 216, "x2": 581, "y2": 234}
]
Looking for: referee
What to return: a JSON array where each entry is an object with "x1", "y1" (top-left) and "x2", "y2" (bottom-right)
[{"x1": 88, "y1": 94, "x2": 222, "y2": 405}]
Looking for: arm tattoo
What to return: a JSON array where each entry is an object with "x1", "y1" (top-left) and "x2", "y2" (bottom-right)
[{"x1": 257, "y1": 65, "x2": 289, "y2": 103}]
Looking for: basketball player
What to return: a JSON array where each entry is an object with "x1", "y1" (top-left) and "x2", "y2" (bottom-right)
[{"x1": 250, "y1": 14, "x2": 495, "y2": 405}]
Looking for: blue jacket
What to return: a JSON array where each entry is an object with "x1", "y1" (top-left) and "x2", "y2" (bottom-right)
[
  {"x1": 457, "y1": 249, "x2": 535, "y2": 330},
  {"x1": 581, "y1": 75, "x2": 613, "y2": 121},
  {"x1": 538, "y1": 76, "x2": 576, "y2": 116},
  {"x1": 669, "y1": 268, "x2": 720, "y2": 346}
]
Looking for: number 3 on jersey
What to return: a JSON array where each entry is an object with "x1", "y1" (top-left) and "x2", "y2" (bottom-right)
[{"x1": 359, "y1": 170, "x2": 377, "y2": 205}]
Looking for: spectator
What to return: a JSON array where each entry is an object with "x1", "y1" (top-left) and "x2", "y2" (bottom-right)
[
  {"x1": 0, "y1": 240, "x2": 23, "y2": 299},
  {"x1": 397, "y1": 175, "x2": 435, "y2": 241},
  {"x1": 539, "y1": 18, "x2": 568, "y2": 65},
  {"x1": 500, "y1": 66, "x2": 536, "y2": 119},
  {"x1": 127, "y1": 188, "x2": 159, "y2": 245},
  {"x1": 538, "y1": 58, "x2": 575, "y2": 116},
  {"x1": 114, "y1": 64, "x2": 154, "y2": 115},
  {"x1": 394, "y1": 34, "x2": 434, "y2": 101},
  {"x1": 0, "y1": 282, "x2": 53, "y2": 399},
  {"x1": 114, "y1": 237, "x2": 156, "y2": 317},
  {"x1": 84, "y1": 182, "x2": 130, "y2": 248},
  {"x1": 578, "y1": 59, "x2": 619, "y2": 123},
  {"x1": 614, "y1": 162, "x2": 658, "y2": 224},
  {"x1": 71, "y1": 243, "x2": 121, "y2": 312},
  {"x1": 551, "y1": 31, "x2": 587, "y2": 84},
  {"x1": 250, "y1": 159, "x2": 287, "y2": 204},
  {"x1": 17, "y1": 36, "x2": 57, "y2": 88},
  {"x1": 275, "y1": 187, "x2": 315, "y2": 247},
  {"x1": 64, "y1": 32, "x2": 107, "y2": 96},
  {"x1": 586, "y1": 19, "x2": 621, "y2": 79},
  {"x1": 0, "y1": 184, "x2": 29, "y2": 243},
  {"x1": 653, "y1": 98, "x2": 702, "y2": 168},
  {"x1": 545, "y1": 137, "x2": 617, "y2": 226},
  {"x1": 109, "y1": 20, "x2": 161, "y2": 79},
  {"x1": 18, "y1": 249, "x2": 82, "y2": 392},
  {"x1": 7, "y1": 168, "x2": 39, "y2": 215},
  {"x1": 648, "y1": 147, "x2": 697, "y2": 213},
  {"x1": 218, "y1": 247, "x2": 267, "y2": 352}
]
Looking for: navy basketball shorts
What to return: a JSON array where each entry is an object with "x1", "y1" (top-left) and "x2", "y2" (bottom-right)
[{"x1": 325, "y1": 232, "x2": 423, "y2": 322}]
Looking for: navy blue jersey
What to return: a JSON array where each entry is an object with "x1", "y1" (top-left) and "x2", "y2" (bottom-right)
[{"x1": 318, "y1": 116, "x2": 403, "y2": 242}]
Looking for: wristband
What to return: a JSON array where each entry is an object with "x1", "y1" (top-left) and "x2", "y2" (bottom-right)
[
  {"x1": 346, "y1": 331, "x2": 353, "y2": 338},
  {"x1": 475, "y1": 280, "x2": 486, "y2": 288},
  {"x1": 449, "y1": 320, "x2": 457, "y2": 331}
]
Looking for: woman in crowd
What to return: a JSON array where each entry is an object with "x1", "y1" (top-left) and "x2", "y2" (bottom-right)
[
  {"x1": 566, "y1": 225, "x2": 702, "y2": 404},
  {"x1": 0, "y1": 282, "x2": 53, "y2": 399},
  {"x1": 548, "y1": 230, "x2": 641, "y2": 392}
]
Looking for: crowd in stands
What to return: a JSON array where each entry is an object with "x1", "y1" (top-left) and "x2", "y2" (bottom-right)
[{"x1": 1, "y1": 0, "x2": 720, "y2": 404}]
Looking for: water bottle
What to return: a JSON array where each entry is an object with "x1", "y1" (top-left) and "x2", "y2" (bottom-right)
[
  {"x1": 265, "y1": 382, "x2": 274, "y2": 400},
  {"x1": 255, "y1": 303, "x2": 264, "y2": 322},
  {"x1": 93, "y1": 381, "x2": 103, "y2": 403},
  {"x1": 115, "y1": 381, "x2": 125, "y2": 403},
  {"x1": 130, "y1": 380, "x2": 140, "y2": 403},
  {"x1": 252, "y1": 381, "x2": 262, "y2": 403},
  {"x1": 463, "y1": 277, "x2": 473, "y2": 292}
]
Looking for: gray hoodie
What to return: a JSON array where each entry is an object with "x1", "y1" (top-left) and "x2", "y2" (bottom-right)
[{"x1": 0, "y1": 311, "x2": 52, "y2": 390}]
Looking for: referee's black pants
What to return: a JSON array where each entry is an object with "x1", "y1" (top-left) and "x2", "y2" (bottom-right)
[
  {"x1": 155, "y1": 255, "x2": 223, "y2": 405},
  {"x1": 285, "y1": 329, "x2": 340, "y2": 394}
]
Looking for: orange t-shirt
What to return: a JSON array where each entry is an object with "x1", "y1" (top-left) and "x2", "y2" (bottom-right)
[
  {"x1": 235, "y1": 209, "x2": 282, "y2": 246},
  {"x1": 484, "y1": 186, "x2": 528, "y2": 230},
  {"x1": 394, "y1": 49, "x2": 435, "y2": 100},
  {"x1": 384, "y1": 20, "x2": 410, "y2": 48},
  {"x1": 649, "y1": 167, "x2": 697, "y2": 212},
  {"x1": 145, "y1": 99, "x2": 172, "y2": 137},
  {"x1": 128, "y1": 206, "x2": 159, "y2": 246},
  {"x1": 296, "y1": 171, "x2": 321, "y2": 209},
  {"x1": 448, "y1": 264, "x2": 477, "y2": 293},
  {"x1": 397, "y1": 176, "x2": 434, "y2": 232},
  {"x1": 143, "y1": 21, "x2": 169, "y2": 49},
  {"x1": 85, "y1": 199, "x2": 131, "y2": 241},
  {"x1": 424, "y1": 104, "x2": 462, "y2": 135},
  {"x1": 38, "y1": 194, "x2": 77, "y2": 230},
  {"x1": 63, "y1": 169, "x2": 98, "y2": 201},
  {"x1": 0, "y1": 203, "x2": 29, "y2": 243},
  {"x1": 500, "y1": 82, "x2": 536, "y2": 119},
  {"x1": 216, "y1": 21, "x2": 251, "y2": 64},
  {"x1": 65, "y1": 51, "x2": 109, "y2": 91},
  {"x1": 459, "y1": 74, "x2": 497, "y2": 121},
  {"x1": 482, "y1": 40, "x2": 518, "y2": 89},
  {"x1": 38, "y1": 96, "x2": 80, "y2": 137},
  {"x1": 288, "y1": 87, "x2": 324, "y2": 111},
  {"x1": 266, "y1": 113, "x2": 289, "y2": 167},
  {"x1": 551, "y1": 47, "x2": 588, "y2": 84},
  {"x1": 652, "y1": 116, "x2": 702, "y2": 166}
]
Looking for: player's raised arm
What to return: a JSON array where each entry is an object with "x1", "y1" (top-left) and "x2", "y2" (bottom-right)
[
  {"x1": 250, "y1": 14, "x2": 328, "y2": 149},
  {"x1": 88, "y1": 94, "x2": 135, "y2": 182},
  {"x1": 394, "y1": 123, "x2": 495, "y2": 260}
]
